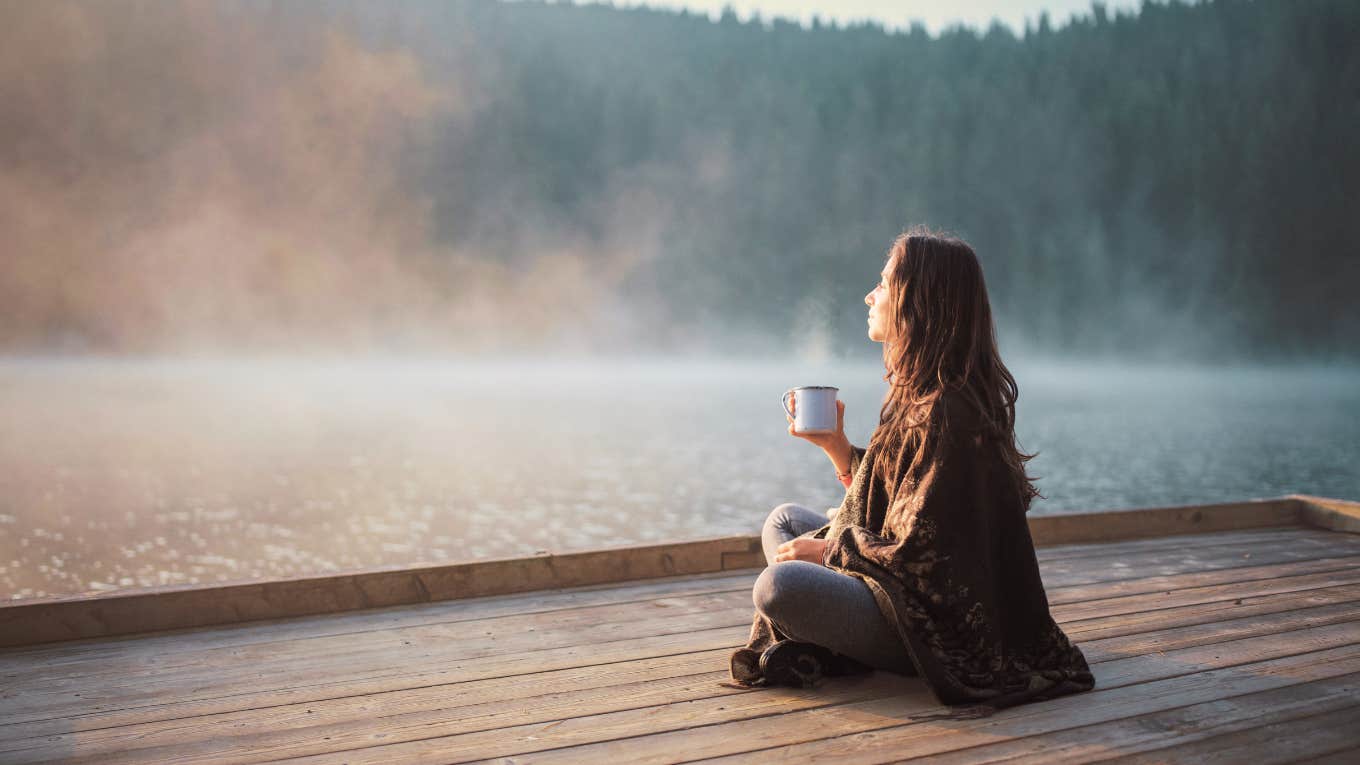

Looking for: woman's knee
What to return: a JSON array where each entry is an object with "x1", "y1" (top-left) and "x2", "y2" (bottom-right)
[
  {"x1": 764, "y1": 502, "x2": 820, "y2": 536},
  {"x1": 763, "y1": 502, "x2": 800, "y2": 530},
  {"x1": 752, "y1": 560, "x2": 819, "y2": 622}
]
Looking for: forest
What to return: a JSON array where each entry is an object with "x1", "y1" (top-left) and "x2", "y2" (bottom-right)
[{"x1": 2, "y1": 0, "x2": 1356, "y2": 361}]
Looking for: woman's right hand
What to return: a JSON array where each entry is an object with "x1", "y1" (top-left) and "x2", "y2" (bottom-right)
[{"x1": 786, "y1": 396, "x2": 848, "y2": 452}]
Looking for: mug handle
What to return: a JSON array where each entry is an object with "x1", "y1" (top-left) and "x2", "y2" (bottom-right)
[{"x1": 781, "y1": 388, "x2": 796, "y2": 419}]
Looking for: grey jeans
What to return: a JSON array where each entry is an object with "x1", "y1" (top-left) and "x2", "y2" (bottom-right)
[{"x1": 754, "y1": 503, "x2": 917, "y2": 675}]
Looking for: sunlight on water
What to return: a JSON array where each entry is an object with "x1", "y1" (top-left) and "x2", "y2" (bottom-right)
[{"x1": 1, "y1": 356, "x2": 1357, "y2": 600}]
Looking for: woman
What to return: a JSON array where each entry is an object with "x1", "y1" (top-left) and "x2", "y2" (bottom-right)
[{"x1": 729, "y1": 226, "x2": 1096, "y2": 711}]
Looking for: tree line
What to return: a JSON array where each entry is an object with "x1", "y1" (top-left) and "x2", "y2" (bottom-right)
[
  {"x1": 354, "y1": 0, "x2": 1357, "y2": 361},
  {"x1": 5, "y1": 0, "x2": 1354, "y2": 361}
]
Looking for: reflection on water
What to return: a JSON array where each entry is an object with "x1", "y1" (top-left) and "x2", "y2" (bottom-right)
[{"x1": 1, "y1": 356, "x2": 1357, "y2": 600}]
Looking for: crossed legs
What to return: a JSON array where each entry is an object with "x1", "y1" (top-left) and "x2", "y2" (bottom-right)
[{"x1": 753, "y1": 503, "x2": 917, "y2": 676}]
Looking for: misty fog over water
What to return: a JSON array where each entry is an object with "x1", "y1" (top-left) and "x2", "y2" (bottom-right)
[{"x1": 2, "y1": 356, "x2": 1356, "y2": 600}]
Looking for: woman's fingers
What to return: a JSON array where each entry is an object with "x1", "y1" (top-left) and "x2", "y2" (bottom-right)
[{"x1": 775, "y1": 542, "x2": 806, "y2": 562}]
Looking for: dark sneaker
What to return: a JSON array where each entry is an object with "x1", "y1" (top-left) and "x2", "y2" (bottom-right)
[
  {"x1": 729, "y1": 647, "x2": 764, "y2": 686},
  {"x1": 759, "y1": 640, "x2": 864, "y2": 688}
]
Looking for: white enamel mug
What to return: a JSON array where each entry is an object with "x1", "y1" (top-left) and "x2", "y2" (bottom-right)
[{"x1": 781, "y1": 385, "x2": 839, "y2": 435}]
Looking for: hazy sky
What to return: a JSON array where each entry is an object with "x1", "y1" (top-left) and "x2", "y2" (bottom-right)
[{"x1": 567, "y1": 0, "x2": 1149, "y2": 34}]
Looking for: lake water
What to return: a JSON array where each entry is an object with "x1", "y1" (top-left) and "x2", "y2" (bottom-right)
[{"x1": 1, "y1": 356, "x2": 1357, "y2": 601}]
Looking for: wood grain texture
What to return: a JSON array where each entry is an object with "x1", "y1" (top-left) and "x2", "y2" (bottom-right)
[
  {"x1": 881, "y1": 672, "x2": 1360, "y2": 764},
  {"x1": 0, "y1": 535, "x2": 765, "y2": 648},
  {"x1": 1026, "y1": 497, "x2": 1303, "y2": 547},
  {"x1": 1294, "y1": 493, "x2": 1360, "y2": 535},
  {"x1": 1108, "y1": 703, "x2": 1360, "y2": 765},
  {"x1": 7, "y1": 495, "x2": 1352, "y2": 647},
  {"x1": 4, "y1": 505, "x2": 1360, "y2": 765},
  {"x1": 7, "y1": 534, "x2": 1355, "y2": 705},
  {"x1": 6, "y1": 554, "x2": 1358, "y2": 752},
  {"x1": 4, "y1": 532, "x2": 1360, "y2": 764},
  {"x1": 682, "y1": 640, "x2": 1360, "y2": 765},
  {"x1": 361, "y1": 627, "x2": 1360, "y2": 765}
]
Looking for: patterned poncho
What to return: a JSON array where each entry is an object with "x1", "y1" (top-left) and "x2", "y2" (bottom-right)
[{"x1": 730, "y1": 391, "x2": 1096, "y2": 710}]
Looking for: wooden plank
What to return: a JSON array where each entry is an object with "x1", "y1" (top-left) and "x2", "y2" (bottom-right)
[
  {"x1": 22, "y1": 523, "x2": 1325, "y2": 665},
  {"x1": 0, "y1": 533, "x2": 1349, "y2": 680},
  {"x1": 10, "y1": 541, "x2": 1350, "y2": 716},
  {"x1": 0, "y1": 496, "x2": 1325, "y2": 648},
  {"x1": 1073, "y1": 601, "x2": 1360, "y2": 664},
  {"x1": 1048, "y1": 555, "x2": 1360, "y2": 605},
  {"x1": 1026, "y1": 497, "x2": 1301, "y2": 547},
  {"x1": 0, "y1": 622, "x2": 744, "y2": 729},
  {"x1": 0, "y1": 570, "x2": 759, "y2": 671},
  {"x1": 1034, "y1": 525, "x2": 1326, "y2": 562},
  {"x1": 1293, "y1": 493, "x2": 1360, "y2": 535},
  {"x1": 1110, "y1": 704, "x2": 1360, "y2": 765},
  {"x1": 0, "y1": 498, "x2": 1354, "y2": 762},
  {"x1": 0, "y1": 669, "x2": 748, "y2": 765},
  {"x1": 0, "y1": 535, "x2": 767, "y2": 648},
  {"x1": 252, "y1": 623, "x2": 1360, "y2": 764},
  {"x1": 0, "y1": 589, "x2": 755, "y2": 689},
  {"x1": 6, "y1": 566, "x2": 1349, "y2": 744},
  {"x1": 0, "y1": 647, "x2": 737, "y2": 743},
  {"x1": 0, "y1": 571, "x2": 1332, "y2": 745},
  {"x1": 1053, "y1": 568, "x2": 1360, "y2": 623},
  {"x1": 1088, "y1": 620, "x2": 1360, "y2": 689},
  {"x1": 1035, "y1": 539, "x2": 1360, "y2": 590},
  {"x1": 2, "y1": 566, "x2": 1357, "y2": 762},
  {"x1": 19, "y1": 541, "x2": 1353, "y2": 696},
  {"x1": 10, "y1": 528, "x2": 1343, "y2": 697},
  {"x1": 608, "y1": 630, "x2": 1360, "y2": 765},
  {"x1": 805, "y1": 639, "x2": 1360, "y2": 765},
  {"x1": 0, "y1": 606, "x2": 757, "y2": 725},
  {"x1": 6, "y1": 554, "x2": 1360, "y2": 729},
  {"x1": 1045, "y1": 531, "x2": 1360, "y2": 571},
  {"x1": 0, "y1": 620, "x2": 745, "y2": 724},
  {"x1": 6, "y1": 534, "x2": 1353, "y2": 723},
  {"x1": 17, "y1": 523, "x2": 1320, "y2": 669},
  {"x1": 10, "y1": 533, "x2": 1331, "y2": 682},
  {"x1": 9, "y1": 602, "x2": 1360, "y2": 765},
  {"x1": 897, "y1": 673, "x2": 1360, "y2": 764},
  {"x1": 9, "y1": 672, "x2": 916, "y2": 765},
  {"x1": 1291, "y1": 746, "x2": 1360, "y2": 764},
  {"x1": 1062, "y1": 582, "x2": 1360, "y2": 641}
]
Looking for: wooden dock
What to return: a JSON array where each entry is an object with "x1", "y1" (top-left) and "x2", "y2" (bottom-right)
[{"x1": 2, "y1": 493, "x2": 1359, "y2": 763}]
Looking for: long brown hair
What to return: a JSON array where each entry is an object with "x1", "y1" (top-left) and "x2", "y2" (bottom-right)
[{"x1": 868, "y1": 225, "x2": 1044, "y2": 512}]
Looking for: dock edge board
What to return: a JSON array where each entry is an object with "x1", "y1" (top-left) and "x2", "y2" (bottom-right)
[{"x1": 1, "y1": 493, "x2": 1355, "y2": 648}]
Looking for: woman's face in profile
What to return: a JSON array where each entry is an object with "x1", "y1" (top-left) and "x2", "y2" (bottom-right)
[{"x1": 864, "y1": 264, "x2": 890, "y2": 344}]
